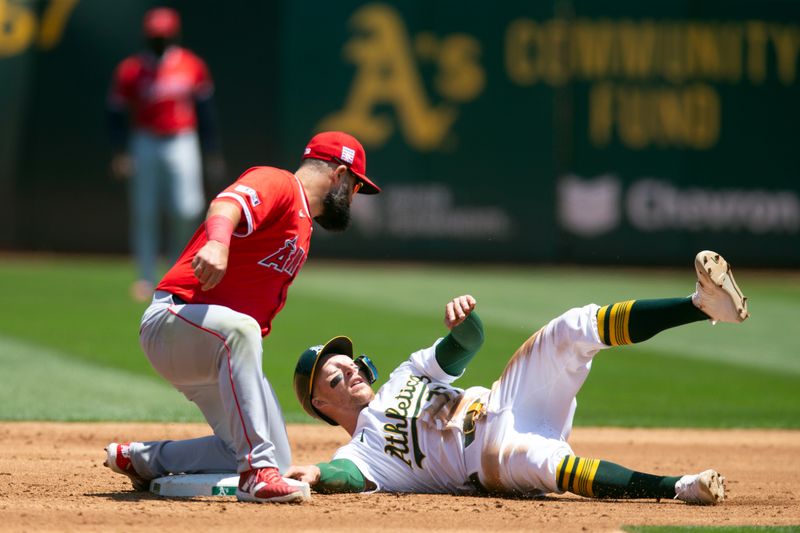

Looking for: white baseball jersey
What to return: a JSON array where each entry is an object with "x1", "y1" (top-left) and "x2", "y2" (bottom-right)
[
  {"x1": 333, "y1": 304, "x2": 606, "y2": 497},
  {"x1": 333, "y1": 339, "x2": 489, "y2": 493}
]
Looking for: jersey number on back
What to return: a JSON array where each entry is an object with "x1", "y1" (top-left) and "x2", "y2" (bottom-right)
[{"x1": 258, "y1": 236, "x2": 306, "y2": 276}]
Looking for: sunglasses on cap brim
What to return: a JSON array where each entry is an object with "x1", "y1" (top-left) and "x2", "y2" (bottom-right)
[{"x1": 354, "y1": 355, "x2": 378, "y2": 384}]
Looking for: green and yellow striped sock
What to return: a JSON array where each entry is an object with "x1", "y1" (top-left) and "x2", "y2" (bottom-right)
[
  {"x1": 557, "y1": 456, "x2": 680, "y2": 499},
  {"x1": 555, "y1": 455, "x2": 602, "y2": 497},
  {"x1": 596, "y1": 297, "x2": 708, "y2": 346}
]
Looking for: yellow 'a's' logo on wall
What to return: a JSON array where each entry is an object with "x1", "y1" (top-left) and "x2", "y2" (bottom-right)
[{"x1": 318, "y1": 4, "x2": 484, "y2": 152}]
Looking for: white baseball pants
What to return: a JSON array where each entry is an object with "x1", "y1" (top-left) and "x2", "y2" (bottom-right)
[{"x1": 472, "y1": 303, "x2": 604, "y2": 496}]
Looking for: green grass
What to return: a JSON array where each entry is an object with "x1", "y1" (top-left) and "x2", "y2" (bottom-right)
[
  {"x1": 0, "y1": 255, "x2": 798, "y2": 424},
  {"x1": 624, "y1": 527, "x2": 800, "y2": 532},
  {"x1": 0, "y1": 335, "x2": 200, "y2": 421}
]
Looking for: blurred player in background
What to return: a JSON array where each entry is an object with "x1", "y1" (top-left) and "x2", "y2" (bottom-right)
[
  {"x1": 104, "y1": 131, "x2": 381, "y2": 503},
  {"x1": 107, "y1": 7, "x2": 225, "y2": 302}
]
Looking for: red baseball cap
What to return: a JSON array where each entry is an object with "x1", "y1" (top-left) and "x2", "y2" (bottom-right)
[
  {"x1": 143, "y1": 8, "x2": 181, "y2": 39},
  {"x1": 302, "y1": 131, "x2": 380, "y2": 194}
]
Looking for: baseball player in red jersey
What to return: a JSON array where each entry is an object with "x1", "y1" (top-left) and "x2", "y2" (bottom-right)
[
  {"x1": 103, "y1": 131, "x2": 380, "y2": 503},
  {"x1": 108, "y1": 7, "x2": 224, "y2": 301}
]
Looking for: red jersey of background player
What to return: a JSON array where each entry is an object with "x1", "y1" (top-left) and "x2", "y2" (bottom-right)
[
  {"x1": 158, "y1": 167, "x2": 313, "y2": 336},
  {"x1": 108, "y1": 46, "x2": 213, "y2": 135}
]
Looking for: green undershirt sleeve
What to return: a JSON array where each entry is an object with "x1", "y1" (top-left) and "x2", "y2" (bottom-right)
[
  {"x1": 435, "y1": 312, "x2": 485, "y2": 376},
  {"x1": 315, "y1": 458, "x2": 367, "y2": 493}
]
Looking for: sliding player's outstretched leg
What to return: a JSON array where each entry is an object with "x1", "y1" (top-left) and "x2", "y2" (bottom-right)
[{"x1": 556, "y1": 456, "x2": 726, "y2": 505}]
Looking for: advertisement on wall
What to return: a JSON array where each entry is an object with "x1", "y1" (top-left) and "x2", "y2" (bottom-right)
[
  {"x1": 277, "y1": 1, "x2": 799, "y2": 264},
  {"x1": 2, "y1": 0, "x2": 798, "y2": 265}
]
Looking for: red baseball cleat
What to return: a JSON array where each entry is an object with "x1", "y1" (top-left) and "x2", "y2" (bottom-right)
[
  {"x1": 236, "y1": 467, "x2": 307, "y2": 503},
  {"x1": 103, "y1": 442, "x2": 150, "y2": 492}
]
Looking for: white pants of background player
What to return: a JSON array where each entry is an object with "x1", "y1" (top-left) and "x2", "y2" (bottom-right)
[
  {"x1": 466, "y1": 303, "x2": 604, "y2": 496},
  {"x1": 131, "y1": 291, "x2": 290, "y2": 480},
  {"x1": 130, "y1": 130, "x2": 205, "y2": 285}
]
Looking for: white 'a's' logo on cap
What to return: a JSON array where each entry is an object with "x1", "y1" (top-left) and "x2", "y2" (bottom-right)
[
  {"x1": 341, "y1": 146, "x2": 356, "y2": 164},
  {"x1": 304, "y1": 147, "x2": 311, "y2": 155}
]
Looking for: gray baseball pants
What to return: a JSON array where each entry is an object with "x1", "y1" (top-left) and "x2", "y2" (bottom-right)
[{"x1": 130, "y1": 291, "x2": 291, "y2": 479}]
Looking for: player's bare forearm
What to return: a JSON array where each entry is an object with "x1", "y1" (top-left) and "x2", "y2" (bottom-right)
[
  {"x1": 206, "y1": 198, "x2": 242, "y2": 226},
  {"x1": 444, "y1": 295, "x2": 476, "y2": 329},
  {"x1": 191, "y1": 200, "x2": 242, "y2": 291}
]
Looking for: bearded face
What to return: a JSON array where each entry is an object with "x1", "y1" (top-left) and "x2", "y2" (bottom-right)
[{"x1": 314, "y1": 176, "x2": 352, "y2": 231}]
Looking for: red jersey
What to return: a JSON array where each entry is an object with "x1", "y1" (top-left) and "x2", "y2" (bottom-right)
[
  {"x1": 158, "y1": 167, "x2": 314, "y2": 336},
  {"x1": 108, "y1": 46, "x2": 213, "y2": 135}
]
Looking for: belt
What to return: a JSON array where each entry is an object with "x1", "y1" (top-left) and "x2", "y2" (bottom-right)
[
  {"x1": 462, "y1": 400, "x2": 485, "y2": 448},
  {"x1": 170, "y1": 294, "x2": 187, "y2": 305}
]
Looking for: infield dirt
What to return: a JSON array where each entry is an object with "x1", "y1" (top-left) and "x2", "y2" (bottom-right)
[{"x1": 1, "y1": 423, "x2": 797, "y2": 532}]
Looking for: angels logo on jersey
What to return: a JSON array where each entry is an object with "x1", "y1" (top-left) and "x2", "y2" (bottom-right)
[{"x1": 258, "y1": 236, "x2": 307, "y2": 276}]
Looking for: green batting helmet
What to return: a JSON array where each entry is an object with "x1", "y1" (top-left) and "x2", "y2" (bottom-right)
[{"x1": 293, "y1": 336, "x2": 379, "y2": 426}]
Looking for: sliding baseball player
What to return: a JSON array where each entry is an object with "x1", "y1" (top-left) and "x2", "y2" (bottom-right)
[{"x1": 288, "y1": 250, "x2": 748, "y2": 503}]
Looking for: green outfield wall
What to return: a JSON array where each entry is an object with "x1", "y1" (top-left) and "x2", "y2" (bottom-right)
[{"x1": 1, "y1": 0, "x2": 798, "y2": 265}]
